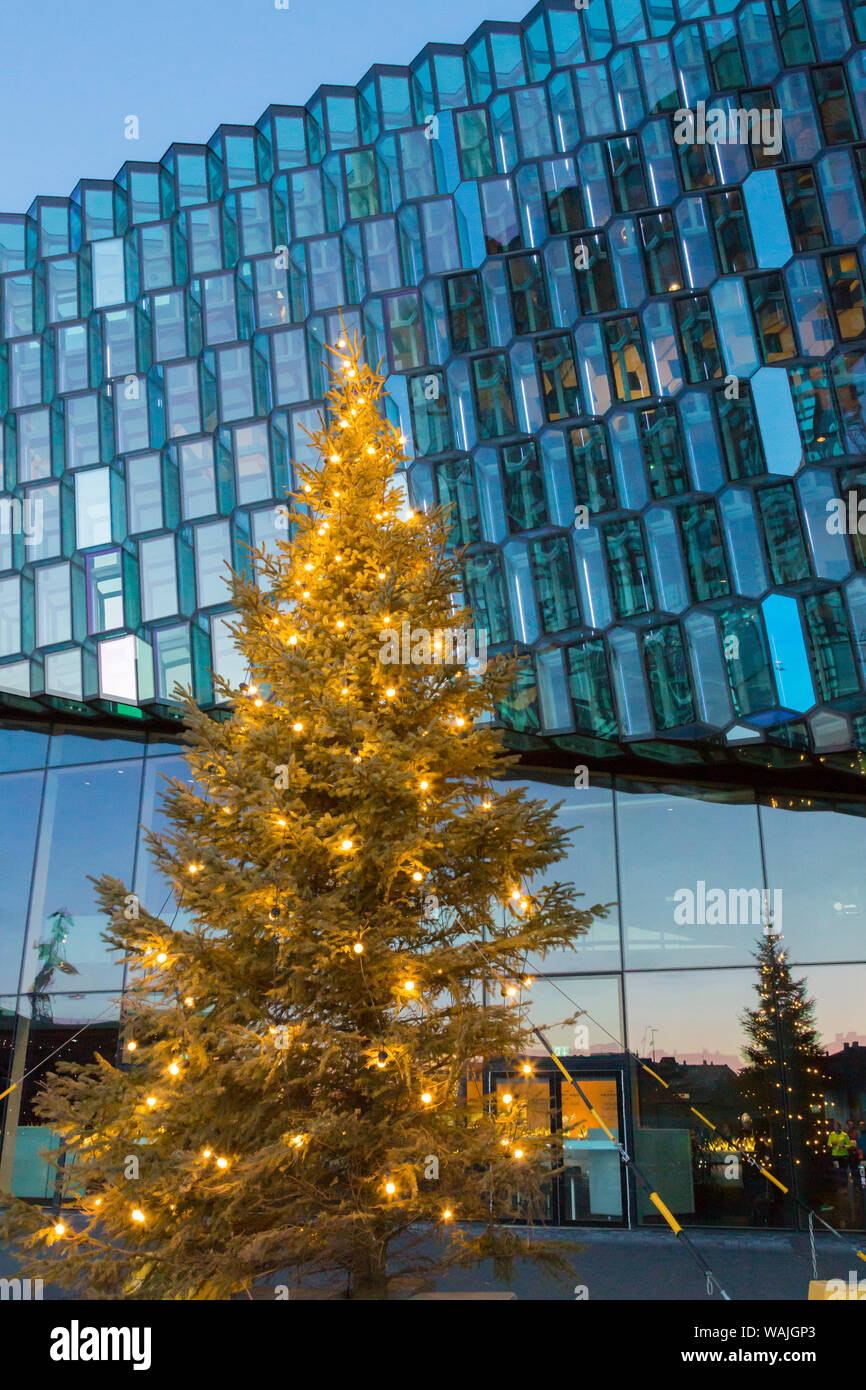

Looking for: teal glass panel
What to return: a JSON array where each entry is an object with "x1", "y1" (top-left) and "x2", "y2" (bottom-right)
[
  {"x1": 789, "y1": 363, "x2": 842, "y2": 460},
  {"x1": 674, "y1": 295, "x2": 722, "y2": 382},
  {"x1": 408, "y1": 373, "x2": 452, "y2": 456},
  {"x1": 569, "y1": 422, "x2": 617, "y2": 513},
  {"x1": 756, "y1": 483, "x2": 812, "y2": 583},
  {"x1": 501, "y1": 439, "x2": 547, "y2": 530},
  {"x1": 534, "y1": 334, "x2": 579, "y2": 422},
  {"x1": 528, "y1": 535, "x2": 579, "y2": 633},
  {"x1": 708, "y1": 190, "x2": 755, "y2": 273},
  {"x1": 506, "y1": 253, "x2": 551, "y2": 334},
  {"x1": 638, "y1": 404, "x2": 688, "y2": 499},
  {"x1": 445, "y1": 273, "x2": 488, "y2": 352},
  {"x1": 434, "y1": 457, "x2": 480, "y2": 547},
  {"x1": 471, "y1": 353, "x2": 516, "y2": 439},
  {"x1": 571, "y1": 232, "x2": 617, "y2": 314},
  {"x1": 565, "y1": 640, "x2": 617, "y2": 737},
  {"x1": 802, "y1": 590, "x2": 860, "y2": 699},
  {"x1": 679, "y1": 501, "x2": 730, "y2": 601},
  {"x1": 719, "y1": 605, "x2": 777, "y2": 717},
  {"x1": 638, "y1": 211, "x2": 684, "y2": 294},
  {"x1": 604, "y1": 315, "x2": 650, "y2": 402},
  {"x1": 643, "y1": 625, "x2": 696, "y2": 729},
  {"x1": 463, "y1": 549, "x2": 510, "y2": 643},
  {"x1": 602, "y1": 518, "x2": 653, "y2": 617}
]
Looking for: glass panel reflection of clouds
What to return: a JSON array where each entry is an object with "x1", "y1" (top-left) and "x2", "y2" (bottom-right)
[{"x1": 617, "y1": 785, "x2": 764, "y2": 969}]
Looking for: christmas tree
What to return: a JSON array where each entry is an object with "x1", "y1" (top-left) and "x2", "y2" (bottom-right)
[
  {"x1": 739, "y1": 933, "x2": 828, "y2": 1207},
  {"x1": 0, "y1": 336, "x2": 602, "y2": 1299}
]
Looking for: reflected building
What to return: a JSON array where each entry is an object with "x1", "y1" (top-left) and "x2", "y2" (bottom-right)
[{"x1": 1, "y1": 0, "x2": 866, "y2": 1233}]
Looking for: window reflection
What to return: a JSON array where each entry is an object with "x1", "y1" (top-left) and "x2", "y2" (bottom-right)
[{"x1": 23, "y1": 761, "x2": 144, "y2": 993}]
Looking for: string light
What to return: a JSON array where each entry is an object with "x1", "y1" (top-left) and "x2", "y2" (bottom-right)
[
  {"x1": 353, "y1": 941, "x2": 364, "y2": 955},
  {"x1": 340, "y1": 838, "x2": 353, "y2": 852},
  {"x1": 403, "y1": 980, "x2": 415, "y2": 993},
  {"x1": 385, "y1": 1181, "x2": 396, "y2": 1195},
  {"x1": 53, "y1": 1222, "x2": 65, "y2": 1236},
  {"x1": 202, "y1": 1149, "x2": 212, "y2": 1159},
  {"x1": 184, "y1": 997, "x2": 194, "y2": 1007},
  {"x1": 156, "y1": 952, "x2": 167, "y2": 964},
  {"x1": 502, "y1": 1092, "x2": 513, "y2": 1105},
  {"x1": 145, "y1": 1096, "x2": 157, "y2": 1109},
  {"x1": 513, "y1": 1149, "x2": 524, "y2": 1160},
  {"x1": 292, "y1": 721, "x2": 303, "y2": 733},
  {"x1": 421, "y1": 1092, "x2": 432, "y2": 1105},
  {"x1": 412, "y1": 870, "x2": 424, "y2": 882},
  {"x1": 131, "y1": 1209, "x2": 145, "y2": 1223},
  {"x1": 126, "y1": 1041, "x2": 137, "y2": 1052},
  {"x1": 216, "y1": 1157, "x2": 228, "y2": 1170},
  {"x1": 442, "y1": 1209, "x2": 453, "y2": 1221},
  {"x1": 168, "y1": 1062, "x2": 180, "y2": 1076}
]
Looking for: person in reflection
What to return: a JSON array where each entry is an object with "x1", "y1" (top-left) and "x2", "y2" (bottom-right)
[{"x1": 827, "y1": 1119, "x2": 856, "y2": 1186}]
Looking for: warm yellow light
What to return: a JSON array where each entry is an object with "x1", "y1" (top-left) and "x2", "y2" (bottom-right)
[
  {"x1": 254, "y1": 698, "x2": 263, "y2": 707},
  {"x1": 513, "y1": 1149, "x2": 524, "y2": 1160},
  {"x1": 442, "y1": 1208, "x2": 453, "y2": 1221},
  {"x1": 222, "y1": 805, "x2": 231, "y2": 813},
  {"x1": 184, "y1": 997, "x2": 194, "y2": 1007},
  {"x1": 131, "y1": 1208, "x2": 145, "y2": 1223},
  {"x1": 412, "y1": 870, "x2": 424, "y2": 882},
  {"x1": 54, "y1": 1222, "x2": 66, "y2": 1236},
  {"x1": 421, "y1": 1092, "x2": 432, "y2": 1104},
  {"x1": 385, "y1": 1181, "x2": 396, "y2": 1195},
  {"x1": 404, "y1": 980, "x2": 415, "y2": 993},
  {"x1": 367, "y1": 445, "x2": 375, "y2": 455},
  {"x1": 202, "y1": 1149, "x2": 212, "y2": 1159},
  {"x1": 378, "y1": 571, "x2": 386, "y2": 579},
  {"x1": 291, "y1": 1134, "x2": 304, "y2": 1147},
  {"x1": 168, "y1": 1062, "x2": 180, "y2": 1076},
  {"x1": 336, "y1": 619, "x2": 345, "y2": 629},
  {"x1": 419, "y1": 780, "x2": 429, "y2": 791},
  {"x1": 304, "y1": 562, "x2": 313, "y2": 572},
  {"x1": 454, "y1": 717, "x2": 465, "y2": 728},
  {"x1": 524, "y1": 977, "x2": 534, "y2": 988},
  {"x1": 341, "y1": 839, "x2": 355, "y2": 854},
  {"x1": 216, "y1": 1157, "x2": 228, "y2": 1170},
  {"x1": 188, "y1": 863, "x2": 199, "y2": 874},
  {"x1": 353, "y1": 941, "x2": 364, "y2": 954},
  {"x1": 505, "y1": 986, "x2": 517, "y2": 998},
  {"x1": 385, "y1": 687, "x2": 396, "y2": 698},
  {"x1": 481, "y1": 800, "x2": 491, "y2": 809},
  {"x1": 156, "y1": 952, "x2": 167, "y2": 964},
  {"x1": 146, "y1": 1096, "x2": 157, "y2": 1108},
  {"x1": 330, "y1": 454, "x2": 340, "y2": 463},
  {"x1": 511, "y1": 888, "x2": 520, "y2": 900},
  {"x1": 304, "y1": 483, "x2": 312, "y2": 493},
  {"x1": 277, "y1": 817, "x2": 287, "y2": 828},
  {"x1": 292, "y1": 721, "x2": 303, "y2": 733},
  {"x1": 502, "y1": 1093, "x2": 513, "y2": 1105},
  {"x1": 341, "y1": 686, "x2": 349, "y2": 695},
  {"x1": 288, "y1": 635, "x2": 298, "y2": 646},
  {"x1": 126, "y1": 1040, "x2": 137, "y2": 1052},
  {"x1": 522, "y1": 1063, "x2": 532, "y2": 1076}
]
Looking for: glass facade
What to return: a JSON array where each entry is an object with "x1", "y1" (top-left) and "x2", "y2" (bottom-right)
[
  {"x1": 1, "y1": 0, "x2": 866, "y2": 1233},
  {"x1": 0, "y1": 730, "x2": 863, "y2": 1231}
]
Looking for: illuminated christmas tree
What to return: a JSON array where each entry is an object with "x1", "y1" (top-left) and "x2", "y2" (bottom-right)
[
  {"x1": 739, "y1": 933, "x2": 828, "y2": 1207},
  {"x1": 0, "y1": 337, "x2": 602, "y2": 1299}
]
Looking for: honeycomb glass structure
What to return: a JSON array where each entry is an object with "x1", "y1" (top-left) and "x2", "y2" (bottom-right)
[{"x1": 2, "y1": 0, "x2": 866, "y2": 771}]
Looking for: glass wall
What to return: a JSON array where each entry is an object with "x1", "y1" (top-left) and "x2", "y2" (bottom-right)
[{"x1": 1, "y1": 729, "x2": 864, "y2": 1230}]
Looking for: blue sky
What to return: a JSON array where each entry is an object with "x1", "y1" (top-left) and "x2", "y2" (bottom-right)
[{"x1": 0, "y1": 0, "x2": 530, "y2": 213}]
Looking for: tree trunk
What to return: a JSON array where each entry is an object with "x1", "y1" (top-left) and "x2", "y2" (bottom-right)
[{"x1": 349, "y1": 1246, "x2": 389, "y2": 1300}]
